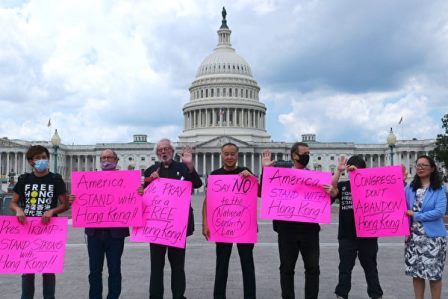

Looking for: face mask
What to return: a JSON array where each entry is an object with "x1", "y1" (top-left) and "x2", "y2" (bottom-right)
[
  {"x1": 101, "y1": 161, "x2": 117, "y2": 171},
  {"x1": 296, "y1": 154, "x2": 310, "y2": 167},
  {"x1": 34, "y1": 159, "x2": 49, "y2": 172}
]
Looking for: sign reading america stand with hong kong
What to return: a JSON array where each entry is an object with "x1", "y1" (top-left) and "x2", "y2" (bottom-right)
[
  {"x1": 71, "y1": 170, "x2": 143, "y2": 227},
  {"x1": 349, "y1": 166, "x2": 409, "y2": 237},
  {"x1": 206, "y1": 175, "x2": 258, "y2": 244},
  {"x1": 0, "y1": 216, "x2": 67, "y2": 274},
  {"x1": 261, "y1": 167, "x2": 332, "y2": 224},
  {"x1": 131, "y1": 178, "x2": 192, "y2": 249}
]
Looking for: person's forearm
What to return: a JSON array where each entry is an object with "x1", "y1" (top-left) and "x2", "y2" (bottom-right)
[
  {"x1": 332, "y1": 169, "x2": 342, "y2": 187},
  {"x1": 9, "y1": 201, "x2": 22, "y2": 213}
]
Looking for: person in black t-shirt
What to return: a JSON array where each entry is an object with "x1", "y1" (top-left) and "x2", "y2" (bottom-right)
[
  {"x1": 202, "y1": 142, "x2": 256, "y2": 299},
  {"x1": 323, "y1": 155, "x2": 383, "y2": 299},
  {"x1": 10, "y1": 145, "x2": 69, "y2": 299},
  {"x1": 142, "y1": 138, "x2": 202, "y2": 299},
  {"x1": 261, "y1": 142, "x2": 320, "y2": 299}
]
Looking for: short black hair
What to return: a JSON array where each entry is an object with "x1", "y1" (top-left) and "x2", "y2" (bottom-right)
[
  {"x1": 346, "y1": 155, "x2": 366, "y2": 169},
  {"x1": 26, "y1": 145, "x2": 50, "y2": 161},
  {"x1": 290, "y1": 142, "x2": 309, "y2": 156},
  {"x1": 221, "y1": 142, "x2": 239, "y2": 152}
]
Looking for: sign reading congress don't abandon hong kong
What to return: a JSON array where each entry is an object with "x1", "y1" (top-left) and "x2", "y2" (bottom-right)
[
  {"x1": 206, "y1": 175, "x2": 258, "y2": 244},
  {"x1": 0, "y1": 216, "x2": 67, "y2": 274},
  {"x1": 349, "y1": 166, "x2": 409, "y2": 237},
  {"x1": 261, "y1": 167, "x2": 332, "y2": 224},
  {"x1": 131, "y1": 178, "x2": 192, "y2": 248},
  {"x1": 71, "y1": 170, "x2": 143, "y2": 227}
]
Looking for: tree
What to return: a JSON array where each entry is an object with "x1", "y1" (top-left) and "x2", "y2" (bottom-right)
[{"x1": 433, "y1": 113, "x2": 448, "y2": 180}]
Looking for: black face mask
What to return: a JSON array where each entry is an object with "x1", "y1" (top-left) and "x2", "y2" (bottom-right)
[{"x1": 294, "y1": 154, "x2": 310, "y2": 167}]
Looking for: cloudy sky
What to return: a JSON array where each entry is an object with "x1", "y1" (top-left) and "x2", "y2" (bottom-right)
[{"x1": 1, "y1": 0, "x2": 447, "y2": 145}]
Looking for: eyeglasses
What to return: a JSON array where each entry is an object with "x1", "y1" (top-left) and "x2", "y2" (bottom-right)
[
  {"x1": 157, "y1": 147, "x2": 172, "y2": 153},
  {"x1": 415, "y1": 164, "x2": 431, "y2": 169},
  {"x1": 100, "y1": 156, "x2": 116, "y2": 161}
]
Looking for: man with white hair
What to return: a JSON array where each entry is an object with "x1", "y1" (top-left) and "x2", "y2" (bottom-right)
[{"x1": 143, "y1": 138, "x2": 203, "y2": 299}]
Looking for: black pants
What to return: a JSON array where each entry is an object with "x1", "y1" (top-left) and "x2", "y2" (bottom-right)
[
  {"x1": 278, "y1": 232, "x2": 320, "y2": 299},
  {"x1": 87, "y1": 235, "x2": 125, "y2": 299},
  {"x1": 213, "y1": 243, "x2": 256, "y2": 299},
  {"x1": 21, "y1": 274, "x2": 55, "y2": 299},
  {"x1": 335, "y1": 238, "x2": 383, "y2": 299},
  {"x1": 150, "y1": 243, "x2": 186, "y2": 299}
]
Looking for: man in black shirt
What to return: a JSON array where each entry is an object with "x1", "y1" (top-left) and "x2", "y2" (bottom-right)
[
  {"x1": 203, "y1": 142, "x2": 256, "y2": 299},
  {"x1": 262, "y1": 142, "x2": 320, "y2": 299},
  {"x1": 10, "y1": 145, "x2": 69, "y2": 299},
  {"x1": 143, "y1": 138, "x2": 202, "y2": 299},
  {"x1": 324, "y1": 155, "x2": 383, "y2": 299}
]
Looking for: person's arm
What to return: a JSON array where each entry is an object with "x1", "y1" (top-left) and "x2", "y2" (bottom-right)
[
  {"x1": 9, "y1": 191, "x2": 26, "y2": 224},
  {"x1": 143, "y1": 165, "x2": 160, "y2": 188},
  {"x1": 202, "y1": 195, "x2": 210, "y2": 240},
  {"x1": 411, "y1": 189, "x2": 447, "y2": 222}
]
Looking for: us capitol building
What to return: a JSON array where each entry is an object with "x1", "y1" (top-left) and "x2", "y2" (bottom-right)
[{"x1": 0, "y1": 11, "x2": 435, "y2": 190}]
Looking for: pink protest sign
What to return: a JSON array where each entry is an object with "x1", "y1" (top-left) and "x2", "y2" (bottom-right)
[
  {"x1": 349, "y1": 166, "x2": 409, "y2": 237},
  {"x1": 0, "y1": 216, "x2": 67, "y2": 274},
  {"x1": 71, "y1": 170, "x2": 143, "y2": 228},
  {"x1": 260, "y1": 167, "x2": 332, "y2": 224},
  {"x1": 131, "y1": 178, "x2": 192, "y2": 248},
  {"x1": 206, "y1": 175, "x2": 258, "y2": 244}
]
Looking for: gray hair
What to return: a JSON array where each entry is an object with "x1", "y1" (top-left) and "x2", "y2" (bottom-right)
[{"x1": 154, "y1": 138, "x2": 176, "y2": 155}]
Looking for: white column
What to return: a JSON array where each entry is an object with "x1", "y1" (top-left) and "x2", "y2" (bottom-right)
[
  {"x1": 258, "y1": 153, "x2": 262, "y2": 175},
  {"x1": 205, "y1": 109, "x2": 209, "y2": 127},
  {"x1": 251, "y1": 153, "x2": 254, "y2": 172},
  {"x1": 226, "y1": 108, "x2": 230, "y2": 127},
  {"x1": 211, "y1": 153, "x2": 215, "y2": 171},
  {"x1": 194, "y1": 153, "x2": 198, "y2": 171},
  {"x1": 213, "y1": 109, "x2": 216, "y2": 126},
  {"x1": 369, "y1": 155, "x2": 373, "y2": 168},
  {"x1": 6, "y1": 152, "x2": 10, "y2": 173},
  {"x1": 240, "y1": 109, "x2": 243, "y2": 127},
  {"x1": 273, "y1": 153, "x2": 277, "y2": 161},
  {"x1": 243, "y1": 152, "x2": 246, "y2": 166},
  {"x1": 219, "y1": 153, "x2": 222, "y2": 168},
  {"x1": 0, "y1": 152, "x2": 3, "y2": 175},
  {"x1": 234, "y1": 108, "x2": 237, "y2": 126},
  {"x1": 22, "y1": 153, "x2": 26, "y2": 173},
  {"x1": 202, "y1": 153, "x2": 206, "y2": 176},
  {"x1": 77, "y1": 155, "x2": 80, "y2": 171}
]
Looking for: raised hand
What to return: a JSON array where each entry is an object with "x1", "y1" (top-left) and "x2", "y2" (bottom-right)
[
  {"x1": 337, "y1": 156, "x2": 347, "y2": 172},
  {"x1": 239, "y1": 170, "x2": 253, "y2": 177},
  {"x1": 262, "y1": 149, "x2": 275, "y2": 167},
  {"x1": 181, "y1": 145, "x2": 194, "y2": 171}
]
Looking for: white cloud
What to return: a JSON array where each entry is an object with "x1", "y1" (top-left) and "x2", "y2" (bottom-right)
[{"x1": 0, "y1": 0, "x2": 447, "y2": 145}]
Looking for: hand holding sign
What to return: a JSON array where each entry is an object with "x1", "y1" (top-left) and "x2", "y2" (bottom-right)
[
  {"x1": 131, "y1": 178, "x2": 192, "y2": 248},
  {"x1": 261, "y1": 167, "x2": 332, "y2": 224},
  {"x1": 349, "y1": 166, "x2": 409, "y2": 237},
  {"x1": 71, "y1": 170, "x2": 143, "y2": 228},
  {"x1": 0, "y1": 216, "x2": 68, "y2": 274}
]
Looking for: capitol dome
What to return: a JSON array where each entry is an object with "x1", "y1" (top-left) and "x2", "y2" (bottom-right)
[
  {"x1": 196, "y1": 47, "x2": 253, "y2": 78},
  {"x1": 178, "y1": 8, "x2": 271, "y2": 144}
]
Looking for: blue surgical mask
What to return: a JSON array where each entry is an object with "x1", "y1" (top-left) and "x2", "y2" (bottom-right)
[{"x1": 34, "y1": 159, "x2": 49, "y2": 172}]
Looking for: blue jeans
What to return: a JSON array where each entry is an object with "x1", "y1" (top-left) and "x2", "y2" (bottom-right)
[
  {"x1": 87, "y1": 235, "x2": 125, "y2": 299},
  {"x1": 21, "y1": 273, "x2": 55, "y2": 299}
]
